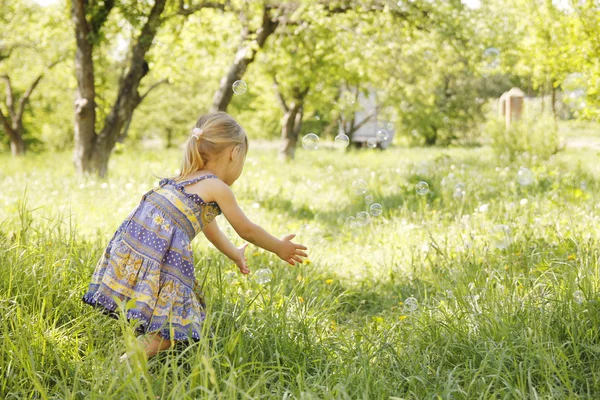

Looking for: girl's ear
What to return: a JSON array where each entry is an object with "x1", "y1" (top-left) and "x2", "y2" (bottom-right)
[{"x1": 231, "y1": 145, "x2": 242, "y2": 161}]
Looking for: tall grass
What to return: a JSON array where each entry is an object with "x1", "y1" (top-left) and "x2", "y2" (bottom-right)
[{"x1": 1, "y1": 142, "x2": 600, "y2": 398}]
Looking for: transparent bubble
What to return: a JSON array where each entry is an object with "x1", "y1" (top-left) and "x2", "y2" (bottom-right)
[
  {"x1": 573, "y1": 290, "x2": 584, "y2": 304},
  {"x1": 253, "y1": 268, "x2": 272, "y2": 285},
  {"x1": 403, "y1": 297, "x2": 418, "y2": 312},
  {"x1": 352, "y1": 179, "x2": 368, "y2": 195},
  {"x1": 364, "y1": 194, "x2": 374, "y2": 205},
  {"x1": 345, "y1": 216, "x2": 356, "y2": 227},
  {"x1": 453, "y1": 183, "x2": 466, "y2": 200},
  {"x1": 482, "y1": 47, "x2": 500, "y2": 69},
  {"x1": 302, "y1": 133, "x2": 319, "y2": 151},
  {"x1": 415, "y1": 181, "x2": 429, "y2": 196},
  {"x1": 489, "y1": 224, "x2": 511, "y2": 249},
  {"x1": 370, "y1": 203, "x2": 382, "y2": 216},
  {"x1": 517, "y1": 167, "x2": 534, "y2": 186},
  {"x1": 232, "y1": 80, "x2": 247, "y2": 94},
  {"x1": 334, "y1": 134, "x2": 350, "y2": 149},
  {"x1": 367, "y1": 137, "x2": 378, "y2": 148},
  {"x1": 386, "y1": 122, "x2": 394, "y2": 131},
  {"x1": 315, "y1": 115, "x2": 321, "y2": 121},
  {"x1": 580, "y1": 181, "x2": 588, "y2": 191},
  {"x1": 356, "y1": 211, "x2": 370, "y2": 226},
  {"x1": 376, "y1": 129, "x2": 388, "y2": 141}
]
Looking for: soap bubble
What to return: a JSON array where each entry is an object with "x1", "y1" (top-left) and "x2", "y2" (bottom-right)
[
  {"x1": 334, "y1": 134, "x2": 350, "y2": 149},
  {"x1": 302, "y1": 133, "x2": 319, "y2": 151},
  {"x1": 370, "y1": 203, "x2": 382, "y2": 216},
  {"x1": 367, "y1": 137, "x2": 378, "y2": 148},
  {"x1": 232, "y1": 80, "x2": 247, "y2": 94},
  {"x1": 489, "y1": 224, "x2": 511, "y2": 249},
  {"x1": 386, "y1": 122, "x2": 394, "y2": 131},
  {"x1": 345, "y1": 216, "x2": 356, "y2": 227},
  {"x1": 376, "y1": 129, "x2": 388, "y2": 141},
  {"x1": 356, "y1": 211, "x2": 370, "y2": 226},
  {"x1": 253, "y1": 268, "x2": 272, "y2": 285},
  {"x1": 482, "y1": 47, "x2": 500, "y2": 69},
  {"x1": 364, "y1": 194, "x2": 374, "y2": 205},
  {"x1": 573, "y1": 290, "x2": 584, "y2": 304},
  {"x1": 453, "y1": 183, "x2": 466, "y2": 200},
  {"x1": 517, "y1": 167, "x2": 534, "y2": 186},
  {"x1": 415, "y1": 181, "x2": 429, "y2": 196},
  {"x1": 352, "y1": 179, "x2": 368, "y2": 195},
  {"x1": 403, "y1": 297, "x2": 418, "y2": 312}
]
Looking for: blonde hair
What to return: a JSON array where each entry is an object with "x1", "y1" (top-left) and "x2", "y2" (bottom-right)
[{"x1": 169, "y1": 112, "x2": 248, "y2": 182}]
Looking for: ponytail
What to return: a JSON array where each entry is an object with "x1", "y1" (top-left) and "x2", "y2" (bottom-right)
[{"x1": 169, "y1": 112, "x2": 248, "y2": 182}]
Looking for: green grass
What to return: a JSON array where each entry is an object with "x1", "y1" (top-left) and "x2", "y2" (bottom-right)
[{"x1": 1, "y1": 142, "x2": 600, "y2": 398}]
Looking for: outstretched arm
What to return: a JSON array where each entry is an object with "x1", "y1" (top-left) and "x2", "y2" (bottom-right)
[
  {"x1": 212, "y1": 182, "x2": 307, "y2": 266},
  {"x1": 202, "y1": 218, "x2": 249, "y2": 274}
]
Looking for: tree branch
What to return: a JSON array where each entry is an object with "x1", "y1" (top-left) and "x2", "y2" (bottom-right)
[
  {"x1": 1, "y1": 75, "x2": 15, "y2": 120},
  {"x1": 272, "y1": 75, "x2": 288, "y2": 112},
  {"x1": 177, "y1": 0, "x2": 229, "y2": 16},
  {"x1": 0, "y1": 106, "x2": 14, "y2": 139},
  {"x1": 139, "y1": 78, "x2": 169, "y2": 102},
  {"x1": 90, "y1": 0, "x2": 115, "y2": 38},
  {"x1": 14, "y1": 59, "x2": 64, "y2": 124}
]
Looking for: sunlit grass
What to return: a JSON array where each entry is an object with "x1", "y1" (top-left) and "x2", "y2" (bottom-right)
[{"x1": 1, "y1": 142, "x2": 600, "y2": 398}]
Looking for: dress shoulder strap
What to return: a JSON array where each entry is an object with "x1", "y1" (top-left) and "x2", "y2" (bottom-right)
[{"x1": 177, "y1": 174, "x2": 218, "y2": 187}]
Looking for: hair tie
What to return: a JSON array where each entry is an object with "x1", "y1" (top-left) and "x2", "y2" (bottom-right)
[{"x1": 191, "y1": 127, "x2": 204, "y2": 141}]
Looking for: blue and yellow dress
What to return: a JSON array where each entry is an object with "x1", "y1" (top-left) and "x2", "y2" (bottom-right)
[{"x1": 82, "y1": 174, "x2": 221, "y2": 342}]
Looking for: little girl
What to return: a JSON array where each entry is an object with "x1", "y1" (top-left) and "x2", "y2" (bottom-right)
[{"x1": 81, "y1": 112, "x2": 308, "y2": 362}]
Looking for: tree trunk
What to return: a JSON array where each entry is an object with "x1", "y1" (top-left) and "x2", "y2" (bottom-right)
[
  {"x1": 551, "y1": 85, "x2": 557, "y2": 119},
  {"x1": 71, "y1": 0, "x2": 166, "y2": 177},
  {"x1": 278, "y1": 102, "x2": 301, "y2": 161},
  {"x1": 71, "y1": 0, "x2": 99, "y2": 174},
  {"x1": 424, "y1": 131, "x2": 437, "y2": 146},
  {"x1": 9, "y1": 133, "x2": 25, "y2": 156},
  {"x1": 0, "y1": 122, "x2": 25, "y2": 156},
  {"x1": 166, "y1": 127, "x2": 173, "y2": 149},
  {"x1": 540, "y1": 84, "x2": 545, "y2": 114},
  {"x1": 211, "y1": 7, "x2": 279, "y2": 112}
]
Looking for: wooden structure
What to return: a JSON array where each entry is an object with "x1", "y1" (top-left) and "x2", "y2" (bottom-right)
[{"x1": 498, "y1": 87, "x2": 525, "y2": 129}]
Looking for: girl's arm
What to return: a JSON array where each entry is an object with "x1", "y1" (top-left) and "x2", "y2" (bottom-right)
[
  {"x1": 212, "y1": 182, "x2": 307, "y2": 266},
  {"x1": 202, "y1": 218, "x2": 249, "y2": 274}
]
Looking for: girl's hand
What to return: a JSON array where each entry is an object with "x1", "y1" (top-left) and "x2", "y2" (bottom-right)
[
  {"x1": 234, "y1": 243, "x2": 250, "y2": 274},
  {"x1": 277, "y1": 234, "x2": 308, "y2": 266}
]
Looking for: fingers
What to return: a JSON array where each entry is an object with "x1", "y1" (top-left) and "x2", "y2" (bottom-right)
[
  {"x1": 291, "y1": 255, "x2": 302, "y2": 264},
  {"x1": 293, "y1": 243, "x2": 308, "y2": 250},
  {"x1": 283, "y1": 233, "x2": 296, "y2": 241},
  {"x1": 239, "y1": 264, "x2": 250, "y2": 274},
  {"x1": 295, "y1": 250, "x2": 308, "y2": 258}
]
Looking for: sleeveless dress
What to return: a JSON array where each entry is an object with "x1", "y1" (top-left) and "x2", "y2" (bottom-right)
[{"x1": 81, "y1": 174, "x2": 222, "y2": 342}]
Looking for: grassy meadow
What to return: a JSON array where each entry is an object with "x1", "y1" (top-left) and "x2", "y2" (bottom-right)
[{"x1": 2, "y1": 139, "x2": 600, "y2": 398}]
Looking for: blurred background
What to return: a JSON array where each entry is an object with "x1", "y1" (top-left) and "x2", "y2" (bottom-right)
[{"x1": 0, "y1": 0, "x2": 597, "y2": 174}]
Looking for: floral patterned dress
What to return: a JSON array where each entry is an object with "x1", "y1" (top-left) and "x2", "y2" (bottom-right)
[{"x1": 82, "y1": 174, "x2": 222, "y2": 342}]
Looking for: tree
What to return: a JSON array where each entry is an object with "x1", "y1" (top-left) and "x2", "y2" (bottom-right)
[
  {"x1": 69, "y1": 0, "x2": 225, "y2": 177},
  {"x1": 0, "y1": 61, "x2": 62, "y2": 156},
  {"x1": 210, "y1": 1, "x2": 283, "y2": 112},
  {"x1": 0, "y1": 1, "x2": 70, "y2": 155}
]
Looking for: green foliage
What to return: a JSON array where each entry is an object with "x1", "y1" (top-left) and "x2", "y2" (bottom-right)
[
  {"x1": 485, "y1": 114, "x2": 562, "y2": 162},
  {"x1": 1, "y1": 0, "x2": 599, "y2": 153}
]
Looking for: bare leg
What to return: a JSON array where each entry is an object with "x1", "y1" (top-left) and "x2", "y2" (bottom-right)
[
  {"x1": 139, "y1": 332, "x2": 174, "y2": 358},
  {"x1": 120, "y1": 332, "x2": 174, "y2": 363}
]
